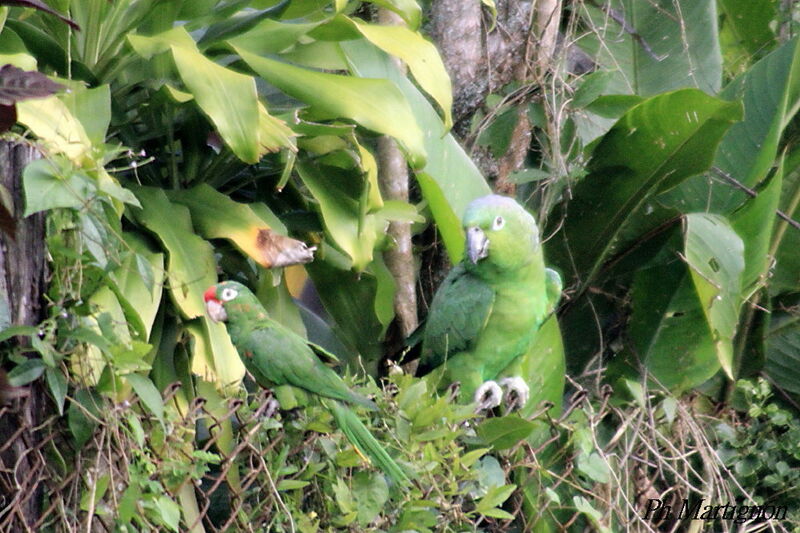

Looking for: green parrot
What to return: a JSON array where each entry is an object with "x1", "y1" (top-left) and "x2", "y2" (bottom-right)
[
  {"x1": 204, "y1": 280, "x2": 409, "y2": 485},
  {"x1": 417, "y1": 194, "x2": 561, "y2": 411}
]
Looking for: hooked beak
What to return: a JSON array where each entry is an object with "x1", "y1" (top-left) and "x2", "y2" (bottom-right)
[
  {"x1": 204, "y1": 286, "x2": 227, "y2": 323},
  {"x1": 466, "y1": 226, "x2": 489, "y2": 264}
]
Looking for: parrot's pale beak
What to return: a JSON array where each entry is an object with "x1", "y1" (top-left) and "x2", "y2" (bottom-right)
[
  {"x1": 204, "y1": 286, "x2": 228, "y2": 323},
  {"x1": 466, "y1": 226, "x2": 489, "y2": 264}
]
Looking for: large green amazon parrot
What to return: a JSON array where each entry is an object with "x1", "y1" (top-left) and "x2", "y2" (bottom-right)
[
  {"x1": 204, "y1": 280, "x2": 409, "y2": 485},
  {"x1": 417, "y1": 194, "x2": 561, "y2": 412}
]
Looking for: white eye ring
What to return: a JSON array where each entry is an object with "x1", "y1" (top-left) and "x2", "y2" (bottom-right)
[
  {"x1": 220, "y1": 287, "x2": 238, "y2": 301},
  {"x1": 492, "y1": 216, "x2": 505, "y2": 230}
]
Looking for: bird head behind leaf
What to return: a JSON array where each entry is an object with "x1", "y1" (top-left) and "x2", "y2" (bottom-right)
[
  {"x1": 204, "y1": 280, "x2": 267, "y2": 324},
  {"x1": 462, "y1": 195, "x2": 541, "y2": 276}
]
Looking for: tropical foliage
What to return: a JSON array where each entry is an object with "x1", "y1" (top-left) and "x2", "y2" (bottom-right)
[{"x1": 0, "y1": 0, "x2": 798, "y2": 531}]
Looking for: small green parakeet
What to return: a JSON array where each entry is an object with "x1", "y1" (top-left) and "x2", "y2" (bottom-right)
[
  {"x1": 417, "y1": 195, "x2": 561, "y2": 411},
  {"x1": 204, "y1": 281, "x2": 408, "y2": 485}
]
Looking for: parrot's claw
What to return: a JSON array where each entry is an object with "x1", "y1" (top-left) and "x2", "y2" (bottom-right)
[
  {"x1": 474, "y1": 380, "x2": 503, "y2": 413},
  {"x1": 446, "y1": 381, "x2": 461, "y2": 403},
  {"x1": 264, "y1": 396, "x2": 281, "y2": 419},
  {"x1": 499, "y1": 376, "x2": 529, "y2": 412}
]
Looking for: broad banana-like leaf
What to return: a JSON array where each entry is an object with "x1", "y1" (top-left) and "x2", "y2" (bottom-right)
[
  {"x1": 340, "y1": 39, "x2": 491, "y2": 262},
  {"x1": 129, "y1": 186, "x2": 216, "y2": 319},
  {"x1": 627, "y1": 213, "x2": 745, "y2": 390},
  {"x1": 545, "y1": 89, "x2": 742, "y2": 292},
  {"x1": 342, "y1": 16, "x2": 452, "y2": 130},
  {"x1": 684, "y1": 214, "x2": 744, "y2": 379},
  {"x1": 578, "y1": 0, "x2": 722, "y2": 96},
  {"x1": 235, "y1": 45, "x2": 426, "y2": 168},
  {"x1": 661, "y1": 38, "x2": 800, "y2": 214}
]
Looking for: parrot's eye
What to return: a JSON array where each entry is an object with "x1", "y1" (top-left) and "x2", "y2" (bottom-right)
[
  {"x1": 492, "y1": 216, "x2": 505, "y2": 231},
  {"x1": 220, "y1": 287, "x2": 238, "y2": 301}
]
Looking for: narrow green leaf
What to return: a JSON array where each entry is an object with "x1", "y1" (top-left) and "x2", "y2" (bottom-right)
[
  {"x1": 7, "y1": 358, "x2": 44, "y2": 386},
  {"x1": 460, "y1": 447, "x2": 491, "y2": 469},
  {"x1": 296, "y1": 161, "x2": 377, "y2": 271},
  {"x1": 226, "y1": 19, "x2": 320, "y2": 55},
  {"x1": 45, "y1": 366, "x2": 67, "y2": 415},
  {"x1": 125, "y1": 373, "x2": 164, "y2": 423},
  {"x1": 341, "y1": 39, "x2": 492, "y2": 261},
  {"x1": 480, "y1": 507, "x2": 515, "y2": 520},
  {"x1": 0, "y1": 325, "x2": 37, "y2": 343},
  {"x1": 67, "y1": 388, "x2": 101, "y2": 448},
  {"x1": 277, "y1": 479, "x2": 310, "y2": 491}
]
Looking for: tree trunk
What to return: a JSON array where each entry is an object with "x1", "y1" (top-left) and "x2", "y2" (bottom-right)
[{"x1": 0, "y1": 140, "x2": 46, "y2": 533}]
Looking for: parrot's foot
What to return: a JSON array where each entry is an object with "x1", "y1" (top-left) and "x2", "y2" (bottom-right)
[
  {"x1": 474, "y1": 380, "x2": 503, "y2": 413},
  {"x1": 499, "y1": 377, "x2": 529, "y2": 412},
  {"x1": 446, "y1": 381, "x2": 461, "y2": 403},
  {"x1": 264, "y1": 396, "x2": 281, "y2": 419}
]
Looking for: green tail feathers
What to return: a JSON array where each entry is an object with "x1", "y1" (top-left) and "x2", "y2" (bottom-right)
[{"x1": 328, "y1": 401, "x2": 410, "y2": 486}]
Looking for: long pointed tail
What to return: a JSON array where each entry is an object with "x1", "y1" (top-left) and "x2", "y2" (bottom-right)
[{"x1": 329, "y1": 401, "x2": 410, "y2": 486}]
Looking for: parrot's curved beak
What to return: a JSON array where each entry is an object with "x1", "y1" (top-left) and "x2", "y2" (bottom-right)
[
  {"x1": 466, "y1": 226, "x2": 489, "y2": 264},
  {"x1": 204, "y1": 286, "x2": 228, "y2": 323}
]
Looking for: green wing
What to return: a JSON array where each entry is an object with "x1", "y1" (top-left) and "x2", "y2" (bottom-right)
[
  {"x1": 242, "y1": 322, "x2": 377, "y2": 410},
  {"x1": 418, "y1": 264, "x2": 494, "y2": 374}
]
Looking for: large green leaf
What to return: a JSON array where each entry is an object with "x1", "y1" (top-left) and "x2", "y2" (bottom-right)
[
  {"x1": 628, "y1": 255, "x2": 720, "y2": 391},
  {"x1": 764, "y1": 301, "x2": 800, "y2": 396},
  {"x1": 22, "y1": 158, "x2": 95, "y2": 216},
  {"x1": 109, "y1": 232, "x2": 165, "y2": 341},
  {"x1": 129, "y1": 186, "x2": 216, "y2": 319},
  {"x1": 364, "y1": 0, "x2": 422, "y2": 29},
  {"x1": 171, "y1": 45, "x2": 260, "y2": 163},
  {"x1": 547, "y1": 89, "x2": 742, "y2": 291},
  {"x1": 342, "y1": 16, "x2": 452, "y2": 130},
  {"x1": 304, "y1": 255, "x2": 389, "y2": 371},
  {"x1": 730, "y1": 164, "x2": 783, "y2": 297},
  {"x1": 225, "y1": 19, "x2": 320, "y2": 55},
  {"x1": 296, "y1": 161, "x2": 379, "y2": 272},
  {"x1": 186, "y1": 318, "x2": 245, "y2": 391},
  {"x1": 684, "y1": 214, "x2": 744, "y2": 378},
  {"x1": 130, "y1": 27, "x2": 294, "y2": 163},
  {"x1": 167, "y1": 185, "x2": 314, "y2": 269},
  {"x1": 235, "y1": 45, "x2": 426, "y2": 168},
  {"x1": 626, "y1": 213, "x2": 745, "y2": 390},
  {"x1": 578, "y1": 0, "x2": 722, "y2": 96},
  {"x1": 718, "y1": 0, "x2": 777, "y2": 74},
  {"x1": 662, "y1": 38, "x2": 800, "y2": 214},
  {"x1": 17, "y1": 94, "x2": 93, "y2": 165},
  {"x1": 340, "y1": 39, "x2": 491, "y2": 262}
]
